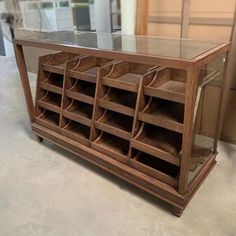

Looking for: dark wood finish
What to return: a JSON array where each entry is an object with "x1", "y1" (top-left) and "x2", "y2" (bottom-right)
[{"x1": 14, "y1": 35, "x2": 229, "y2": 216}]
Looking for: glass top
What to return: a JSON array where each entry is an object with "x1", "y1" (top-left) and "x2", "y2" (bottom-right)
[{"x1": 15, "y1": 30, "x2": 223, "y2": 60}]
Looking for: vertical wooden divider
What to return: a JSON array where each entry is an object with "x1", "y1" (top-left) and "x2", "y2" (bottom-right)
[
  {"x1": 34, "y1": 54, "x2": 52, "y2": 118},
  {"x1": 128, "y1": 70, "x2": 158, "y2": 162},
  {"x1": 59, "y1": 58, "x2": 80, "y2": 129},
  {"x1": 178, "y1": 66, "x2": 199, "y2": 194},
  {"x1": 89, "y1": 64, "x2": 114, "y2": 143}
]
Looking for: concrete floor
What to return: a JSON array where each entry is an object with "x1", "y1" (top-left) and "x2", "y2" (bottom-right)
[{"x1": 0, "y1": 56, "x2": 236, "y2": 236}]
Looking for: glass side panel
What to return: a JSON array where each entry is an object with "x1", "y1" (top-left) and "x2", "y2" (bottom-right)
[
  {"x1": 188, "y1": 53, "x2": 227, "y2": 183},
  {"x1": 15, "y1": 30, "x2": 222, "y2": 60}
]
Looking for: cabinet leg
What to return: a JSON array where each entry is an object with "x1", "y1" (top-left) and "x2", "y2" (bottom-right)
[
  {"x1": 173, "y1": 207, "x2": 183, "y2": 217},
  {"x1": 37, "y1": 136, "x2": 43, "y2": 143}
]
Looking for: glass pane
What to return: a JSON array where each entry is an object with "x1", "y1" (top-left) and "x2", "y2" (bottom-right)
[
  {"x1": 188, "y1": 53, "x2": 227, "y2": 183},
  {"x1": 15, "y1": 31, "x2": 221, "y2": 60}
]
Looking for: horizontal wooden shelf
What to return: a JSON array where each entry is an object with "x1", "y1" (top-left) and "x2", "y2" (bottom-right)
[
  {"x1": 92, "y1": 132, "x2": 129, "y2": 163},
  {"x1": 139, "y1": 97, "x2": 184, "y2": 133},
  {"x1": 98, "y1": 88, "x2": 137, "y2": 117},
  {"x1": 130, "y1": 151, "x2": 179, "y2": 187},
  {"x1": 95, "y1": 110, "x2": 133, "y2": 140},
  {"x1": 69, "y1": 56, "x2": 114, "y2": 83},
  {"x1": 39, "y1": 82, "x2": 62, "y2": 95},
  {"x1": 131, "y1": 123, "x2": 182, "y2": 166},
  {"x1": 62, "y1": 100, "x2": 93, "y2": 127},
  {"x1": 37, "y1": 91, "x2": 61, "y2": 113},
  {"x1": 102, "y1": 61, "x2": 156, "y2": 92},
  {"x1": 144, "y1": 68, "x2": 186, "y2": 104},
  {"x1": 62, "y1": 120, "x2": 90, "y2": 146}
]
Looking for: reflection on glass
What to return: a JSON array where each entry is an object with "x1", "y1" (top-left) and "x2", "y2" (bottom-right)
[{"x1": 188, "y1": 53, "x2": 227, "y2": 183}]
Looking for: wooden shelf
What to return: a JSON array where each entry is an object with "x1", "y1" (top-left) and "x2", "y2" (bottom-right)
[
  {"x1": 42, "y1": 52, "x2": 79, "y2": 75},
  {"x1": 98, "y1": 87, "x2": 137, "y2": 117},
  {"x1": 139, "y1": 97, "x2": 184, "y2": 133},
  {"x1": 62, "y1": 120, "x2": 90, "y2": 146},
  {"x1": 40, "y1": 72, "x2": 63, "y2": 94},
  {"x1": 92, "y1": 132, "x2": 129, "y2": 163},
  {"x1": 65, "y1": 79, "x2": 96, "y2": 105},
  {"x1": 102, "y1": 61, "x2": 155, "y2": 92},
  {"x1": 62, "y1": 99, "x2": 93, "y2": 127},
  {"x1": 69, "y1": 56, "x2": 114, "y2": 83},
  {"x1": 35, "y1": 109, "x2": 60, "y2": 130},
  {"x1": 131, "y1": 123, "x2": 182, "y2": 166},
  {"x1": 130, "y1": 151, "x2": 179, "y2": 187},
  {"x1": 95, "y1": 110, "x2": 133, "y2": 140},
  {"x1": 144, "y1": 68, "x2": 186, "y2": 103},
  {"x1": 37, "y1": 90, "x2": 61, "y2": 113}
]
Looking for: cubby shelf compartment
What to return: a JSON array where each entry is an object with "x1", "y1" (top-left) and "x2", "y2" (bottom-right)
[
  {"x1": 37, "y1": 90, "x2": 62, "y2": 113},
  {"x1": 95, "y1": 110, "x2": 133, "y2": 140},
  {"x1": 102, "y1": 61, "x2": 156, "y2": 92},
  {"x1": 65, "y1": 79, "x2": 96, "y2": 105},
  {"x1": 130, "y1": 151, "x2": 179, "y2": 187},
  {"x1": 69, "y1": 56, "x2": 114, "y2": 83},
  {"x1": 61, "y1": 120, "x2": 90, "y2": 146},
  {"x1": 35, "y1": 108, "x2": 60, "y2": 131},
  {"x1": 92, "y1": 131, "x2": 129, "y2": 163},
  {"x1": 131, "y1": 123, "x2": 182, "y2": 166},
  {"x1": 42, "y1": 52, "x2": 80, "y2": 75},
  {"x1": 139, "y1": 97, "x2": 184, "y2": 133},
  {"x1": 144, "y1": 68, "x2": 186, "y2": 104},
  {"x1": 62, "y1": 100, "x2": 93, "y2": 127},
  {"x1": 98, "y1": 87, "x2": 137, "y2": 117},
  {"x1": 39, "y1": 72, "x2": 64, "y2": 94}
]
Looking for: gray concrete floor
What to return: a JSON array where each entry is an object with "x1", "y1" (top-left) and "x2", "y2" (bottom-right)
[{"x1": 0, "y1": 56, "x2": 236, "y2": 236}]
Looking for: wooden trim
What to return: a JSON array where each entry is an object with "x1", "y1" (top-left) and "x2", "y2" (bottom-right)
[
  {"x1": 178, "y1": 66, "x2": 198, "y2": 194},
  {"x1": 14, "y1": 44, "x2": 34, "y2": 123},
  {"x1": 181, "y1": 0, "x2": 191, "y2": 38},
  {"x1": 136, "y1": 0, "x2": 149, "y2": 35},
  {"x1": 14, "y1": 40, "x2": 194, "y2": 70},
  {"x1": 149, "y1": 16, "x2": 234, "y2": 26}
]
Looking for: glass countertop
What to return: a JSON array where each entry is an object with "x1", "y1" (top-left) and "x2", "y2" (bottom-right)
[{"x1": 15, "y1": 30, "x2": 224, "y2": 60}]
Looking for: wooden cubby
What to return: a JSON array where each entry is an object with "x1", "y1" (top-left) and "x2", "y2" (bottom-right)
[
  {"x1": 138, "y1": 97, "x2": 184, "y2": 133},
  {"x1": 98, "y1": 87, "x2": 137, "y2": 117},
  {"x1": 144, "y1": 68, "x2": 187, "y2": 104},
  {"x1": 102, "y1": 61, "x2": 156, "y2": 92},
  {"x1": 131, "y1": 123, "x2": 182, "y2": 166},
  {"x1": 94, "y1": 110, "x2": 133, "y2": 140},
  {"x1": 130, "y1": 150, "x2": 179, "y2": 187},
  {"x1": 15, "y1": 33, "x2": 227, "y2": 216},
  {"x1": 92, "y1": 131, "x2": 130, "y2": 163}
]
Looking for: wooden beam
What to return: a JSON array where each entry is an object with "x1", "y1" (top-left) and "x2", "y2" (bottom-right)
[
  {"x1": 149, "y1": 16, "x2": 234, "y2": 27},
  {"x1": 136, "y1": 0, "x2": 149, "y2": 35},
  {"x1": 181, "y1": 0, "x2": 191, "y2": 38}
]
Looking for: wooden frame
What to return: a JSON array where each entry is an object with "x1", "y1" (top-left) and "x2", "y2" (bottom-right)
[{"x1": 14, "y1": 33, "x2": 230, "y2": 216}]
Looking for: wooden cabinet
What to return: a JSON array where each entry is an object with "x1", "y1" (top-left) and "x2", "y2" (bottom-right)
[{"x1": 14, "y1": 31, "x2": 230, "y2": 216}]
